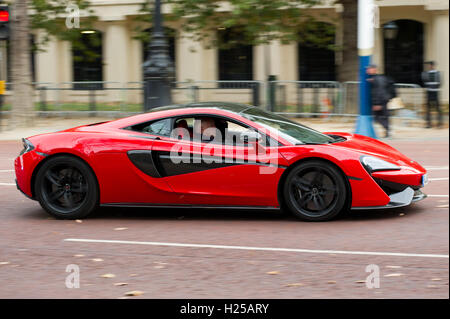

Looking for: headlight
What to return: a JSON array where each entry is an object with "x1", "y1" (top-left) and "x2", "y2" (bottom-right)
[
  {"x1": 360, "y1": 155, "x2": 400, "y2": 173},
  {"x1": 19, "y1": 138, "x2": 35, "y2": 156}
]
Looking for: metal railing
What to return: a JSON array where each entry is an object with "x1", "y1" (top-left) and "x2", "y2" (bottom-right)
[
  {"x1": 0, "y1": 80, "x2": 437, "y2": 123},
  {"x1": 268, "y1": 80, "x2": 342, "y2": 117},
  {"x1": 174, "y1": 80, "x2": 265, "y2": 107},
  {"x1": 3, "y1": 81, "x2": 140, "y2": 116},
  {"x1": 342, "y1": 81, "x2": 424, "y2": 119}
]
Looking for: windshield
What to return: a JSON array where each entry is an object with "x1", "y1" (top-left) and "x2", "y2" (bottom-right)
[{"x1": 241, "y1": 108, "x2": 335, "y2": 145}]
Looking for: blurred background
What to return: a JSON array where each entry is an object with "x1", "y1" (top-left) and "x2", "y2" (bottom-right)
[
  {"x1": 0, "y1": 1, "x2": 448, "y2": 300},
  {"x1": 0, "y1": 0, "x2": 448, "y2": 130}
]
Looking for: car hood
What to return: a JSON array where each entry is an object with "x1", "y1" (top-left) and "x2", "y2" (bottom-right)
[{"x1": 325, "y1": 132, "x2": 425, "y2": 172}]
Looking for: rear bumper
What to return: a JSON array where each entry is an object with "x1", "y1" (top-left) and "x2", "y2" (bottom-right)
[
  {"x1": 16, "y1": 179, "x2": 35, "y2": 200},
  {"x1": 15, "y1": 151, "x2": 47, "y2": 199},
  {"x1": 352, "y1": 187, "x2": 426, "y2": 210}
]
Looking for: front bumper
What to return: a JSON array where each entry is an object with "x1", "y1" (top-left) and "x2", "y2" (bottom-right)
[{"x1": 352, "y1": 187, "x2": 427, "y2": 210}]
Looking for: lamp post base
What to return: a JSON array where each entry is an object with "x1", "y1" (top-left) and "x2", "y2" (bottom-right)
[
  {"x1": 355, "y1": 115, "x2": 377, "y2": 139},
  {"x1": 144, "y1": 78, "x2": 172, "y2": 111}
]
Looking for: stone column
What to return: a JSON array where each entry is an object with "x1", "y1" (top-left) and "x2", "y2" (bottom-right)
[
  {"x1": 35, "y1": 33, "x2": 59, "y2": 103},
  {"x1": 104, "y1": 21, "x2": 130, "y2": 104},
  {"x1": 178, "y1": 32, "x2": 202, "y2": 82},
  {"x1": 431, "y1": 11, "x2": 449, "y2": 103}
]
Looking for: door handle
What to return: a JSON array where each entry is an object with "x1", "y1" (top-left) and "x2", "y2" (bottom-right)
[{"x1": 129, "y1": 135, "x2": 161, "y2": 140}]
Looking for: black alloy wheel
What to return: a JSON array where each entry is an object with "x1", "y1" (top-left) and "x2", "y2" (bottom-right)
[
  {"x1": 283, "y1": 160, "x2": 348, "y2": 221},
  {"x1": 35, "y1": 156, "x2": 98, "y2": 219}
]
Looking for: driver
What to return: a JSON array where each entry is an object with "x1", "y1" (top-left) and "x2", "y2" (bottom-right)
[{"x1": 193, "y1": 117, "x2": 218, "y2": 142}]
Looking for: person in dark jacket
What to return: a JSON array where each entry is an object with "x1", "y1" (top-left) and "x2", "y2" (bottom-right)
[
  {"x1": 422, "y1": 61, "x2": 442, "y2": 128},
  {"x1": 367, "y1": 65, "x2": 396, "y2": 138}
]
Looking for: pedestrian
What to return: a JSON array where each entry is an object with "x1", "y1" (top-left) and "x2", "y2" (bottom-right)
[
  {"x1": 421, "y1": 61, "x2": 442, "y2": 128},
  {"x1": 367, "y1": 64, "x2": 396, "y2": 138}
]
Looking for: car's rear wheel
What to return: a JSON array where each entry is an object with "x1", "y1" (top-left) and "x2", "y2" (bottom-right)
[
  {"x1": 35, "y1": 155, "x2": 98, "y2": 219},
  {"x1": 283, "y1": 160, "x2": 348, "y2": 221}
]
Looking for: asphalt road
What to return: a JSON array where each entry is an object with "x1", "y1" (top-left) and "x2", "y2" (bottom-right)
[{"x1": 0, "y1": 139, "x2": 448, "y2": 299}]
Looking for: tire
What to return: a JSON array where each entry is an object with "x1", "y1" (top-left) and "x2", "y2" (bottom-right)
[
  {"x1": 34, "y1": 155, "x2": 99, "y2": 219},
  {"x1": 283, "y1": 160, "x2": 348, "y2": 221}
]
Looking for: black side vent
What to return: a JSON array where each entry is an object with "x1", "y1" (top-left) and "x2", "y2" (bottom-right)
[
  {"x1": 127, "y1": 150, "x2": 161, "y2": 178},
  {"x1": 373, "y1": 178, "x2": 419, "y2": 196}
]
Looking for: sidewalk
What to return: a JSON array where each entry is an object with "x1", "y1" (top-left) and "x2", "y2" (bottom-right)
[{"x1": 0, "y1": 115, "x2": 448, "y2": 141}]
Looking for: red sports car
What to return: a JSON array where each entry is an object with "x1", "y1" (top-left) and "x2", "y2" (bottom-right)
[{"x1": 15, "y1": 102, "x2": 428, "y2": 221}]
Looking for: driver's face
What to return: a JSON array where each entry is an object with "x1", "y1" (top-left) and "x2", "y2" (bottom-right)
[{"x1": 200, "y1": 118, "x2": 216, "y2": 134}]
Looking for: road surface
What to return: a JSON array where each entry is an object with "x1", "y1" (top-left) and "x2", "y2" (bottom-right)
[{"x1": 0, "y1": 139, "x2": 448, "y2": 298}]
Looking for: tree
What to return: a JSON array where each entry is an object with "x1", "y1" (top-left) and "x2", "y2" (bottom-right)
[
  {"x1": 7, "y1": 0, "x2": 95, "y2": 128},
  {"x1": 9, "y1": 0, "x2": 33, "y2": 128},
  {"x1": 136, "y1": 0, "x2": 334, "y2": 48},
  {"x1": 337, "y1": 0, "x2": 358, "y2": 82},
  {"x1": 137, "y1": 0, "x2": 355, "y2": 80}
]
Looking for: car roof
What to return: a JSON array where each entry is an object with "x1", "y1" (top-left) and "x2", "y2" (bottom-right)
[
  {"x1": 84, "y1": 102, "x2": 293, "y2": 145},
  {"x1": 149, "y1": 102, "x2": 256, "y2": 114},
  {"x1": 101, "y1": 102, "x2": 258, "y2": 128}
]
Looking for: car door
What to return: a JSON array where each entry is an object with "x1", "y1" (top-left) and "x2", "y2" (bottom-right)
[
  {"x1": 149, "y1": 115, "x2": 288, "y2": 207},
  {"x1": 120, "y1": 117, "x2": 180, "y2": 204}
]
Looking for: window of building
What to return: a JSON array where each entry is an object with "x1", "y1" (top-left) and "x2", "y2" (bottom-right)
[
  {"x1": 384, "y1": 20, "x2": 423, "y2": 85},
  {"x1": 218, "y1": 28, "x2": 253, "y2": 84},
  {"x1": 298, "y1": 22, "x2": 336, "y2": 81},
  {"x1": 72, "y1": 30, "x2": 103, "y2": 90}
]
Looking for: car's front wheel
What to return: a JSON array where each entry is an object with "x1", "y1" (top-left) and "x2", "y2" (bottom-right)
[
  {"x1": 35, "y1": 155, "x2": 99, "y2": 219},
  {"x1": 283, "y1": 160, "x2": 348, "y2": 221}
]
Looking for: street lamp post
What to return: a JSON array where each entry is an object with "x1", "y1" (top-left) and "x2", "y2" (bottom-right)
[
  {"x1": 354, "y1": 0, "x2": 377, "y2": 138},
  {"x1": 143, "y1": 0, "x2": 175, "y2": 111}
]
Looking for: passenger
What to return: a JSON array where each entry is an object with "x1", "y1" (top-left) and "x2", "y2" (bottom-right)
[{"x1": 173, "y1": 119, "x2": 190, "y2": 140}]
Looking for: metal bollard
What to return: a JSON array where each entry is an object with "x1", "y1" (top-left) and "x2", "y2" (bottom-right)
[
  {"x1": 313, "y1": 85, "x2": 319, "y2": 117},
  {"x1": 39, "y1": 86, "x2": 47, "y2": 112},
  {"x1": 277, "y1": 85, "x2": 286, "y2": 113},
  {"x1": 89, "y1": 89, "x2": 96, "y2": 116},
  {"x1": 251, "y1": 82, "x2": 260, "y2": 106},
  {"x1": 267, "y1": 75, "x2": 277, "y2": 112},
  {"x1": 190, "y1": 85, "x2": 199, "y2": 102},
  {"x1": 297, "y1": 83, "x2": 304, "y2": 116}
]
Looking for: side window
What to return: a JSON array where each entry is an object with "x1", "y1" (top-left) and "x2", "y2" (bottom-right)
[
  {"x1": 129, "y1": 118, "x2": 172, "y2": 137},
  {"x1": 224, "y1": 121, "x2": 253, "y2": 146},
  {"x1": 172, "y1": 117, "x2": 195, "y2": 140},
  {"x1": 172, "y1": 116, "x2": 251, "y2": 145},
  {"x1": 174, "y1": 116, "x2": 254, "y2": 146}
]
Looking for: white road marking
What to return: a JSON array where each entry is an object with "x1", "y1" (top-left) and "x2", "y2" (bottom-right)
[
  {"x1": 427, "y1": 195, "x2": 449, "y2": 198},
  {"x1": 0, "y1": 182, "x2": 15, "y2": 186},
  {"x1": 429, "y1": 177, "x2": 449, "y2": 181},
  {"x1": 425, "y1": 166, "x2": 449, "y2": 171},
  {"x1": 0, "y1": 170, "x2": 14, "y2": 173},
  {"x1": 64, "y1": 238, "x2": 449, "y2": 259}
]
